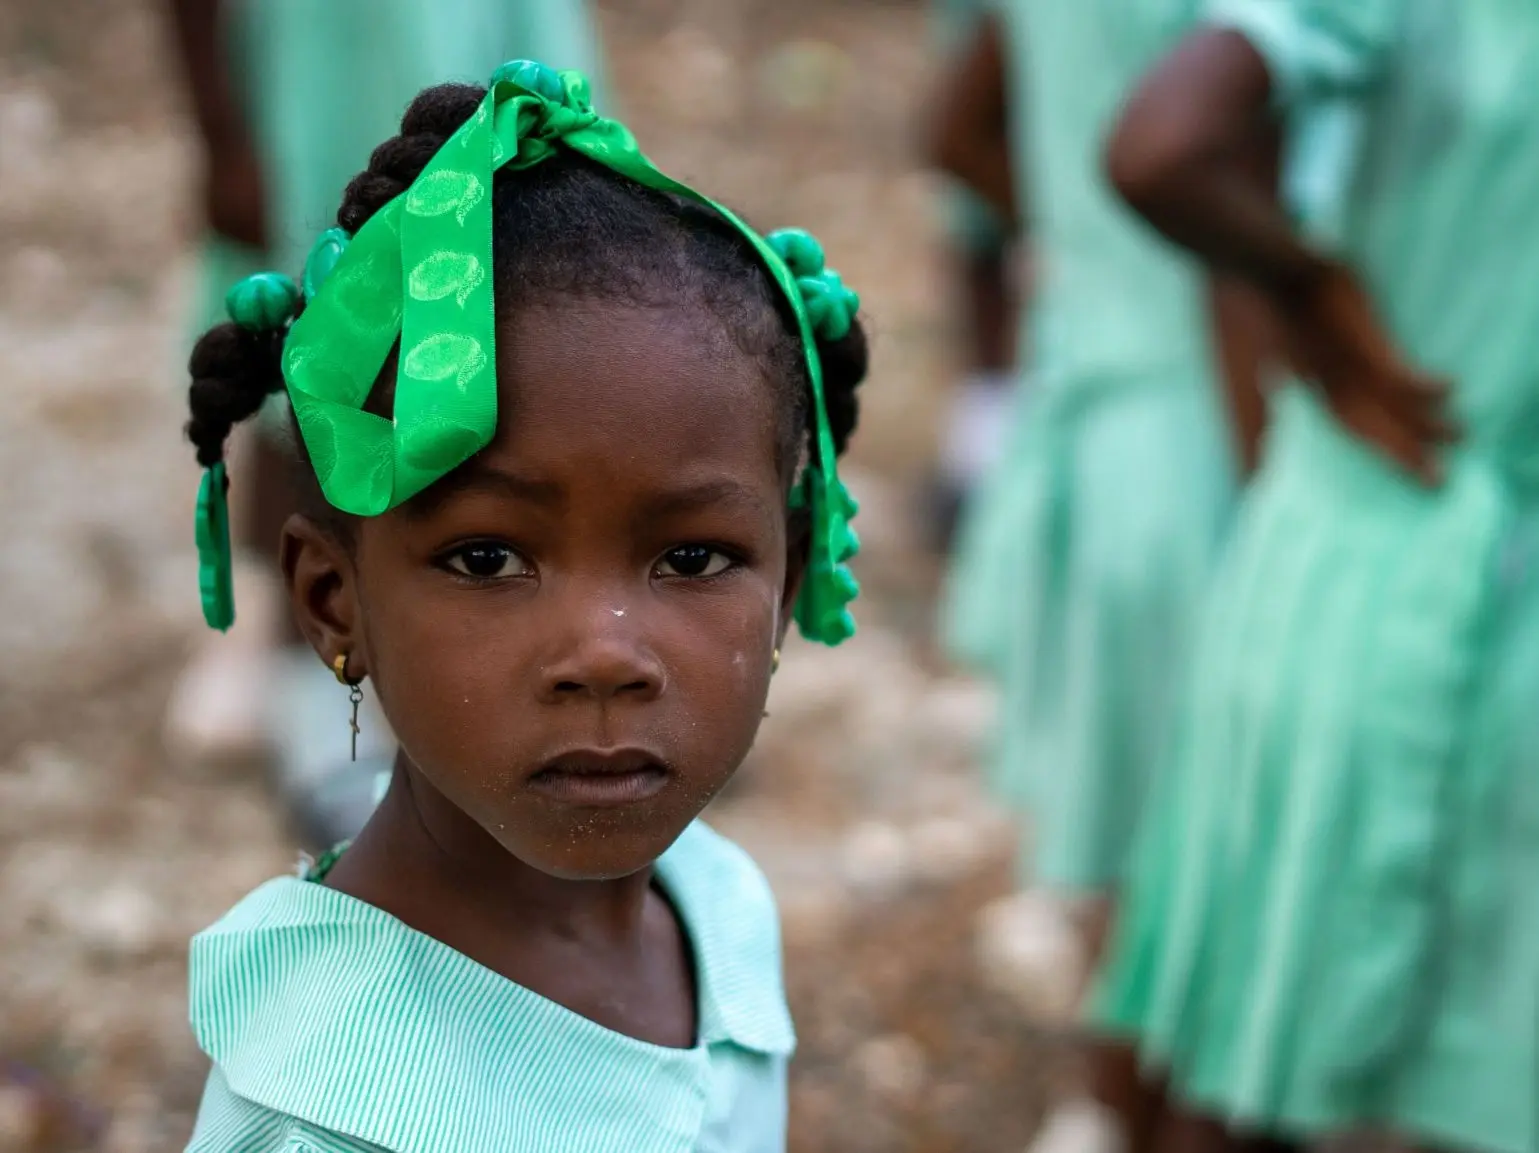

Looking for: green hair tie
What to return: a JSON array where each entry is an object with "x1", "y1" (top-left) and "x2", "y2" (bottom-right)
[
  {"x1": 767, "y1": 228, "x2": 861, "y2": 342},
  {"x1": 225, "y1": 271, "x2": 301, "y2": 331},
  {"x1": 199, "y1": 60, "x2": 861, "y2": 644},
  {"x1": 195, "y1": 462, "x2": 234, "y2": 631}
]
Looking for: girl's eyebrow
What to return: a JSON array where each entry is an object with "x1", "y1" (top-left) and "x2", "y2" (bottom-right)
[
  {"x1": 639, "y1": 478, "x2": 772, "y2": 520},
  {"x1": 402, "y1": 464, "x2": 564, "y2": 518},
  {"x1": 402, "y1": 466, "x2": 771, "y2": 520}
]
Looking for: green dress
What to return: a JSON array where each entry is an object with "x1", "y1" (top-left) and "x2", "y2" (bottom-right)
[
  {"x1": 941, "y1": 0, "x2": 1237, "y2": 893},
  {"x1": 192, "y1": 0, "x2": 609, "y2": 334},
  {"x1": 185, "y1": 822, "x2": 794, "y2": 1152},
  {"x1": 1094, "y1": 4, "x2": 1539, "y2": 1150}
]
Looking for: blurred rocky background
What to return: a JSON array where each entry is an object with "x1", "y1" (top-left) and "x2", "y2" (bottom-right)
[{"x1": 0, "y1": 0, "x2": 1062, "y2": 1149}]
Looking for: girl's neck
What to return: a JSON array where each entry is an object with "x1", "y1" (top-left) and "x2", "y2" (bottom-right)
[
  {"x1": 324, "y1": 757, "x2": 657, "y2": 947},
  {"x1": 317, "y1": 755, "x2": 699, "y2": 1049}
]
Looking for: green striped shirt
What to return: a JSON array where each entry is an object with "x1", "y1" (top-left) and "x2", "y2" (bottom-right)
[{"x1": 185, "y1": 822, "x2": 794, "y2": 1152}]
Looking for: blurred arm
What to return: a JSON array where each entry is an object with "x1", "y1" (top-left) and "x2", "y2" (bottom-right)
[
  {"x1": 164, "y1": 0, "x2": 268, "y2": 249},
  {"x1": 926, "y1": 15, "x2": 1017, "y2": 229},
  {"x1": 1205, "y1": 123, "x2": 1285, "y2": 475},
  {"x1": 1209, "y1": 280, "x2": 1276, "y2": 474},
  {"x1": 1104, "y1": 28, "x2": 1330, "y2": 305},
  {"x1": 1112, "y1": 22, "x2": 1455, "y2": 484},
  {"x1": 165, "y1": 0, "x2": 246, "y2": 149}
]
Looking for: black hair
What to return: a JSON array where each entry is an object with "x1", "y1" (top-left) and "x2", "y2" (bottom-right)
[{"x1": 186, "y1": 82, "x2": 868, "y2": 534}]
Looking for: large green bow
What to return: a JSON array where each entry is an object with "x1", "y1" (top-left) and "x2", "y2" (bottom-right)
[{"x1": 203, "y1": 61, "x2": 860, "y2": 644}]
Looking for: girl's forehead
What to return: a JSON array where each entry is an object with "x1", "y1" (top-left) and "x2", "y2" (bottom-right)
[{"x1": 491, "y1": 301, "x2": 781, "y2": 468}]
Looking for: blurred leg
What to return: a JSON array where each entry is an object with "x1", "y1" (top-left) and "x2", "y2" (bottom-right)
[{"x1": 1087, "y1": 1037, "x2": 1168, "y2": 1153}]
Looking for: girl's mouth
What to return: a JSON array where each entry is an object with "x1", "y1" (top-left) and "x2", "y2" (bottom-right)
[{"x1": 527, "y1": 748, "x2": 672, "y2": 807}]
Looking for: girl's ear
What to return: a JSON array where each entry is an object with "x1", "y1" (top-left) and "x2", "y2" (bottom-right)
[
  {"x1": 778, "y1": 510, "x2": 811, "y2": 648},
  {"x1": 280, "y1": 514, "x2": 369, "y2": 677}
]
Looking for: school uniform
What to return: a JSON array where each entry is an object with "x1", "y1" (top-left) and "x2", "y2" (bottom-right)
[
  {"x1": 1094, "y1": 4, "x2": 1539, "y2": 1149},
  {"x1": 942, "y1": 0, "x2": 1237, "y2": 892},
  {"x1": 185, "y1": 822, "x2": 794, "y2": 1153}
]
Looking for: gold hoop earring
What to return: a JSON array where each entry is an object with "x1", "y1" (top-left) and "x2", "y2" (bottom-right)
[{"x1": 332, "y1": 654, "x2": 365, "y2": 761}]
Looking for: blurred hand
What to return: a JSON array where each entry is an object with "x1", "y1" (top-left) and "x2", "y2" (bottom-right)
[
  {"x1": 1281, "y1": 263, "x2": 1458, "y2": 484},
  {"x1": 203, "y1": 132, "x2": 269, "y2": 251}
]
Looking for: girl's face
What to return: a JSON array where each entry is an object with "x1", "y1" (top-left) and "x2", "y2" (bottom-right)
[{"x1": 293, "y1": 300, "x2": 798, "y2": 880}]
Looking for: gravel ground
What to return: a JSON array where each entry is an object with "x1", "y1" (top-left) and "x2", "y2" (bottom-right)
[{"x1": 0, "y1": 2, "x2": 1057, "y2": 1149}]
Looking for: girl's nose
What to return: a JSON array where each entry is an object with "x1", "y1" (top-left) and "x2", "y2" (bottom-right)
[{"x1": 539, "y1": 608, "x2": 665, "y2": 703}]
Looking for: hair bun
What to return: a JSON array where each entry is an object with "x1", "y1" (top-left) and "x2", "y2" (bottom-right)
[
  {"x1": 185, "y1": 323, "x2": 288, "y2": 468},
  {"x1": 337, "y1": 83, "x2": 489, "y2": 235}
]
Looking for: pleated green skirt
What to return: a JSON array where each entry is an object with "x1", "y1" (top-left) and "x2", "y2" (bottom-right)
[
  {"x1": 943, "y1": 366, "x2": 1237, "y2": 893},
  {"x1": 1095, "y1": 389, "x2": 1539, "y2": 1153}
]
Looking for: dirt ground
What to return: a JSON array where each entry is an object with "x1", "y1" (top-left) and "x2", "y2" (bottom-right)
[{"x1": 0, "y1": 1, "x2": 1057, "y2": 1149}]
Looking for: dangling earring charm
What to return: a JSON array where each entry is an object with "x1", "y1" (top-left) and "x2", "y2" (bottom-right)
[{"x1": 332, "y1": 653, "x2": 364, "y2": 762}]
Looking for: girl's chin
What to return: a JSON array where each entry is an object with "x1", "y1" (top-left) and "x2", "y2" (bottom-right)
[{"x1": 493, "y1": 821, "x2": 690, "y2": 882}]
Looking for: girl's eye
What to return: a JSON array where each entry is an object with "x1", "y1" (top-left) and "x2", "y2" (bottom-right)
[
  {"x1": 655, "y1": 545, "x2": 735, "y2": 579},
  {"x1": 442, "y1": 542, "x2": 529, "y2": 580}
]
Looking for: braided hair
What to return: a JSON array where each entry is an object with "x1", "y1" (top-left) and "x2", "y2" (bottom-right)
[{"x1": 186, "y1": 82, "x2": 868, "y2": 532}]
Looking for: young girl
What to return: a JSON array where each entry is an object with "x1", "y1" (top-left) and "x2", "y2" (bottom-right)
[
  {"x1": 162, "y1": 0, "x2": 610, "y2": 848},
  {"x1": 1092, "y1": 4, "x2": 1539, "y2": 1153},
  {"x1": 181, "y1": 61, "x2": 867, "y2": 1152}
]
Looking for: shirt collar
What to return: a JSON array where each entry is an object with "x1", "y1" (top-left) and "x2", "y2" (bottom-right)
[{"x1": 190, "y1": 821, "x2": 793, "y2": 1153}]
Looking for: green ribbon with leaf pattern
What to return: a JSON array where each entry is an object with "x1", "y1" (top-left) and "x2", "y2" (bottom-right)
[{"x1": 202, "y1": 60, "x2": 860, "y2": 643}]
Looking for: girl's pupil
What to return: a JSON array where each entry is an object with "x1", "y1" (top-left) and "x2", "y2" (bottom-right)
[
  {"x1": 667, "y1": 546, "x2": 711, "y2": 576},
  {"x1": 462, "y1": 545, "x2": 508, "y2": 577}
]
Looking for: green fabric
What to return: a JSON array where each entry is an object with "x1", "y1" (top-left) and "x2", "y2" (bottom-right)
[
  {"x1": 1094, "y1": 4, "x2": 1539, "y2": 1148},
  {"x1": 195, "y1": 463, "x2": 234, "y2": 631},
  {"x1": 218, "y1": 0, "x2": 610, "y2": 286},
  {"x1": 185, "y1": 822, "x2": 793, "y2": 1153},
  {"x1": 940, "y1": 0, "x2": 1236, "y2": 892},
  {"x1": 998, "y1": 0, "x2": 1216, "y2": 383},
  {"x1": 187, "y1": 0, "x2": 609, "y2": 329},
  {"x1": 276, "y1": 64, "x2": 859, "y2": 644},
  {"x1": 183, "y1": 0, "x2": 612, "y2": 434}
]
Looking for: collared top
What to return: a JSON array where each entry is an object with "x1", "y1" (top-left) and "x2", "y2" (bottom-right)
[
  {"x1": 1206, "y1": 0, "x2": 1539, "y2": 486},
  {"x1": 184, "y1": 821, "x2": 794, "y2": 1153}
]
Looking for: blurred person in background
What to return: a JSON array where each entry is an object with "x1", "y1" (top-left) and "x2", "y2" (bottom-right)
[
  {"x1": 929, "y1": 3, "x2": 1275, "y2": 1152},
  {"x1": 1091, "y1": 5, "x2": 1539, "y2": 1153},
  {"x1": 924, "y1": 0, "x2": 1021, "y2": 557},
  {"x1": 162, "y1": 0, "x2": 608, "y2": 847}
]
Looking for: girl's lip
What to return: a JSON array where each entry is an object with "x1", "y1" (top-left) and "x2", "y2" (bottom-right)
[{"x1": 527, "y1": 748, "x2": 671, "y2": 806}]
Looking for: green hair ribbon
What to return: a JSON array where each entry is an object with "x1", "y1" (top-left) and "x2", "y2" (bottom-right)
[
  {"x1": 193, "y1": 273, "x2": 304, "y2": 631},
  {"x1": 201, "y1": 60, "x2": 861, "y2": 643}
]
